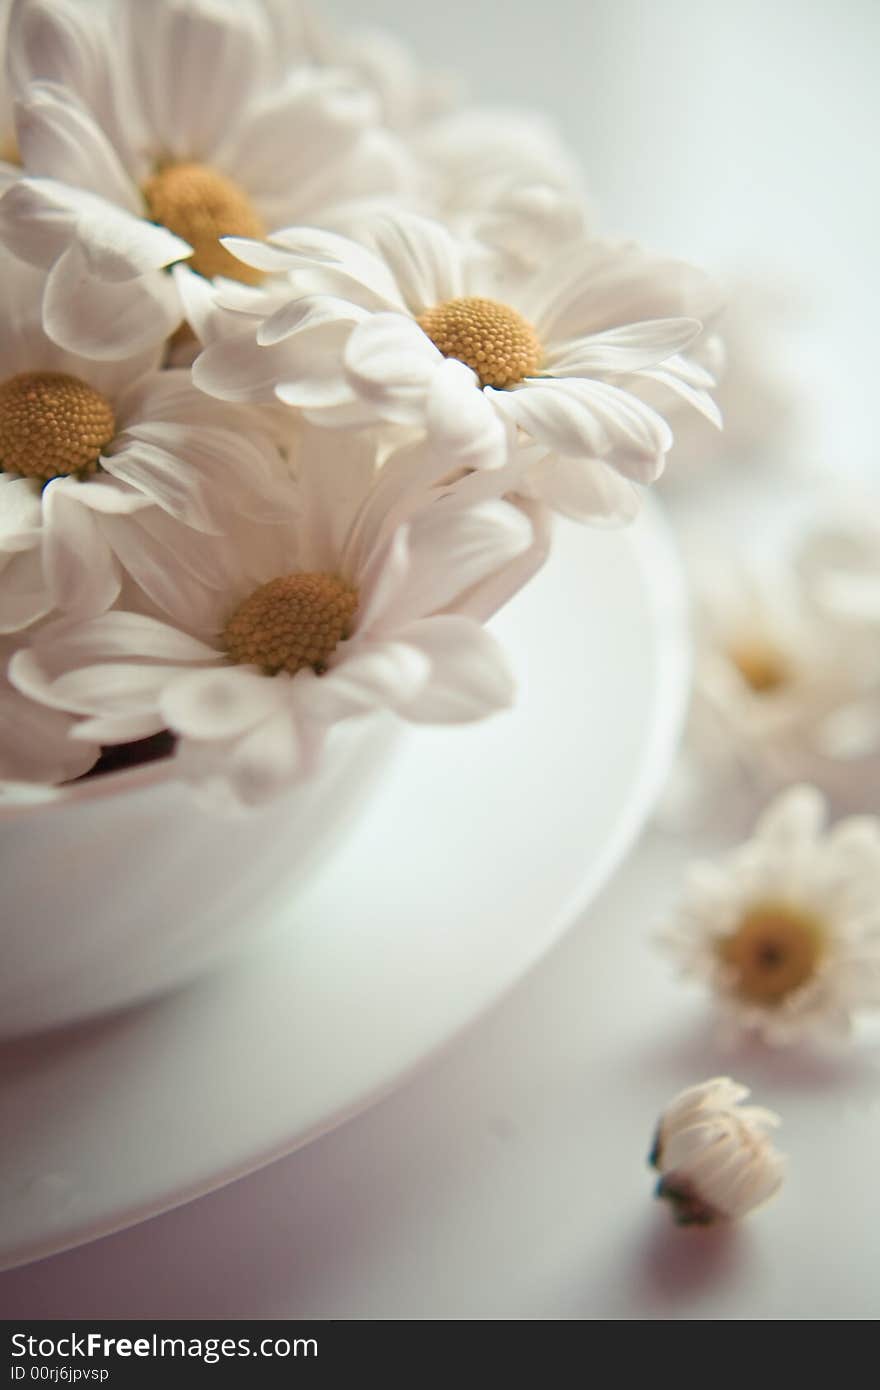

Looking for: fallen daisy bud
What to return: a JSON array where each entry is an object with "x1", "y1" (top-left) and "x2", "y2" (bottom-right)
[{"x1": 650, "y1": 1078, "x2": 785, "y2": 1226}]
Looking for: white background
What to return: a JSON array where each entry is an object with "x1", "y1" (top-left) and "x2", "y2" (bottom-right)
[{"x1": 2, "y1": 0, "x2": 879, "y2": 1320}]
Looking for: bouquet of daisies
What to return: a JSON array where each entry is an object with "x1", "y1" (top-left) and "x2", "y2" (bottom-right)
[{"x1": 0, "y1": 0, "x2": 720, "y2": 806}]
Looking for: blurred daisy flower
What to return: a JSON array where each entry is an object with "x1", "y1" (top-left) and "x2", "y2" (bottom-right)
[
  {"x1": 660, "y1": 274, "x2": 811, "y2": 486},
  {"x1": 0, "y1": 0, "x2": 413, "y2": 357},
  {"x1": 650, "y1": 1078, "x2": 785, "y2": 1226},
  {"x1": 661, "y1": 785, "x2": 880, "y2": 1045},
  {"x1": 666, "y1": 532, "x2": 880, "y2": 822}
]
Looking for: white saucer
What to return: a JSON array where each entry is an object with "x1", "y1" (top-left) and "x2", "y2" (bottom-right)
[{"x1": 0, "y1": 506, "x2": 689, "y2": 1272}]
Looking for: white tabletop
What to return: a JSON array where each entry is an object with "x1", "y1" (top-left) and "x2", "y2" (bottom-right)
[
  {"x1": 2, "y1": 0, "x2": 878, "y2": 1320},
  {"x1": 3, "y1": 823, "x2": 879, "y2": 1320}
]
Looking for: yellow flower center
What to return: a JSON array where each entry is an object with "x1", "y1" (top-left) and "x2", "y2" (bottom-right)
[
  {"x1": 719, "y1": 901, "x2": 826, "y2": 1005},
  {"x1": 416, "y1": 296, "x2": 542, "y2": 388},
  {"x1": 223, "y1": 572, "x2": 358, "y2": 676},
  {"x1": 0, "y1": 372, "x2": 116, "y2": 481},
  {"x1": 0, "y1": 134, "x2": 20, "y2": 166},
  {"x1": 142, "y1": 162, "x2": 266, "y2": 285},
  {"x1": 727, "y1": 638, "x2": 791, "y2": 694}
]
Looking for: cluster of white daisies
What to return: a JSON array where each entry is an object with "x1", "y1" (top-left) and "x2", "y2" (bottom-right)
[{"x1": 0, "y1": 0, "x2": 723, "y2": 804}]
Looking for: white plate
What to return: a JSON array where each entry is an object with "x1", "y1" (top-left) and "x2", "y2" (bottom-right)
[{"x1": 0, "y1": 507, "x2": 689, "y2": 1272}]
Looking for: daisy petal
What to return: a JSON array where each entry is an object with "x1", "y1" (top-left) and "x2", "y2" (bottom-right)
[
  {"x1": 753, "y1": 783, "x2": 827, "y2": 852},
  {"x1": 490, "y1": 378, "x2": 671, "y2": 480},
  {"x1": 256, "y1": 293, "x2": 367, "y2": 348},
  {"x1": 368, "y1": 211, "x2": 463, "y2": 312},
  {"x1": 159, "y1": 666, "x2": 282, "y2": 740},
  {"x1": 310, "y1": 640, "x2": 431, "y2": 720},
  {"x1": 224, "y1": 709, "x2": 304, "y2": 806},
  {"x1": 397, "y1": 616, "x2": 516, "y2": 723},
  {"x1": 42, "y1": 481, "x2": 121, "y2": 619},
  {"x1": 544, "y1": 318, "x2": 702, "y2": 376},
  {"x1": 522, "y1": 453, "x2": 642, "y2": 526},
  {"x1": 425, "y1": 358, "x2": 508, "y2": 471},
  {"x1": 43, "y1": 242, "x2": 183, "y2": 358},
  {"x1": 15, "y1": 82, "x2": 140, "y2": 214},
  {"x1": 377, "y1": 499, "x2": 534, "y2": 630},
  {"x1": 345, "y1": 312, "x2": 439, "y2": 425}
]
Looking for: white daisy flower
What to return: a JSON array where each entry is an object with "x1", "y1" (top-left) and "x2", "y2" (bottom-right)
[
  {"x1": 0, "y1": 0, "x2": 413, "y2": 357},
  {"x1": 261, "y1": 0, "x2": 458, "y2": 133},
  {"x1": 650, "y1": 1078, "x2": 785, "y2": 1226},
  {"x1": 9, "y1": 426, "x2": 538, "y2": 804},
  {"x1": 674, "y1": 540, "x2": 880, "y2": 816},
  {"x1": 412, "y1": 105, "x2": 590, "y2": 268},
  {"x1": 0, "y1": 247, "x2": 288, "y2": 629},
  {"x1": 797, "y1": 510, "x2": 880, "y2": 633},
  {"x1": 661, "y1": 785, "x2": 880, "y2": 1045},
  {"x1": 193, "y1": 211, "x2": 720, "y2": 522},
  {"x1": 660, "y1": 275, "x2": 810, "y2": 486}
]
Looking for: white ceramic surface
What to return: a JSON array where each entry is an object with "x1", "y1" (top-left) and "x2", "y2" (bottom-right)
[
  {"x1": 0, "y1": 507, "x2": 689, "y2": 1272},
  {"x1": 0, "y1": 713, "x2": 399, "y2": 1038}
]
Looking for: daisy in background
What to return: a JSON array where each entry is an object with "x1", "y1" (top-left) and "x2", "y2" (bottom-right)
[
  {"x1": 193, "y1": 210, "x2": 720, "y2": 523},
  {"x1": 650, "y1": 1079, "x2": 785, "y2": 1226},
  {"x1": 659, "y1": 274, "x2": 812, "y2": 487},
  {"x1": 261, "y1": 0, "x2": 459, "y2": 133},
  {"x1": 10, "y1": 425, "x2": 541, "y2": 804},
  {"x1": 660, "y1": 785, "x2": 880, "y2": 1046},
  {"x1": 797, "y1": 508, "x2": 880, "y2": 636},
  {"x1": 260, "y1": 0, "x2": 587, "y2": 270},
  {"x1": 0, "y1": 0, "x2": 415, "y2": 358},
  {"x1": 411, "y1": 106, "x2": 591, "y2": 270},
  {"x1": 662, "y1": 522, "x2": 880, "y2": 826},
  {"x1": 0, "y1": 245, "x2": 289, "y2": 631}
]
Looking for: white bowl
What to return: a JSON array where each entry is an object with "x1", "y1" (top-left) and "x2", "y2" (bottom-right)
[{"x1": 0, "y1": 715, "x2": 397, "y2": 1038}]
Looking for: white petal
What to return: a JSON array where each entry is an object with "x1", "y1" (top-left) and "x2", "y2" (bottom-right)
[
  {"x1": 14, "y1": 180, "x2": 191, "y2": 280},
  {"x1": 544, "y1": 318, "x2": 702, "y2": 376},
  {"x1": 425, "y1": 359, "x2": 509, "y2": 470},
  {"x1": 15, "y1": 82, "x2": 140, "y2": 213},
  {"x1": 0, "y1": 681, "x2": 98, "y2": 783},
  {"x1": 42, "y1": 481, "x2": 121, "y2": 619},
  {"x1": 7, "y1": 0, "x2": 120, "y2": 140},
  {"x1": 213, "y1": 68, "x2": 372, "y2": 203},
  {"x1": 47, "y1": 660, "x2": 179, "y2": 714},
  {"x1": 753, "y1": 785, "x2": 827, "y2": 852},
  {"x1": 638, "y1": 359, "x2": 724, "y2": 429},
  {"x1": 490, "y1": 377, "x2": 671, "y2": 480},
  {"x1": 0, "y1": 476, "x2": 43, "y2": 551},
  {"x1": 0, "y1": 547, "x2": 52, "y2": 633},
  {"x1": 527, "y1": 240, "x2": 720, "y2": 342},
  {"x1": 368, "y1": 211, "x2": 463, "y2": 312},
  {"x1": 118, "y1": 0, "x2": 267, "y2": 161},
  {"x1": 375, "y1": 500, "x2": 534, "y2": 631},
  {"x1": 396, "y1": 616, "x2": 516, "y2": 723},
  {"x1": 159, "y1": 666, "x2": 282, "y2": 740},
  {"x1": 43, "y1": 242, "x2": 183, "y2": 358},
  {"x1": 522, "y1": 452, "x2": 642, "y2": 525},
  {"x1": 256, "y1": 293, "x2": 368, "y2": 348},
  {"x1": 223, "y1": 708, "x2": 304, "y2": 806},
  {"x1": 345, "y1": 312, "x2": 439, "y2": 425},
  {"x1": 304, "y1": 639, "x2": 430, "y2": 721},
  {"x1": 226, "y1": 225, "x2": 403, "y2": 309},
  {"x1": 26, "y1": 610, "x2": 218, "y2": 673}
]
